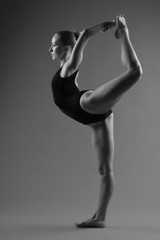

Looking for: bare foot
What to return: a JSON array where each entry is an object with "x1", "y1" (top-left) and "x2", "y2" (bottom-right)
[
  {"x1": 115, "y1": 15, "x2": 128, "y2": 39},
  {"x1": 75, "y1": 212, "x2": 106, "y2": 228},
  {"x1": 75, "y1": 217, "x2": 106, "y2": 228}
]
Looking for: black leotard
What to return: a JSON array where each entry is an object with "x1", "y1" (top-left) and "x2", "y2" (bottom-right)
[{"x1": 51, "y1": 68, "x2": 112, "y2": 125}]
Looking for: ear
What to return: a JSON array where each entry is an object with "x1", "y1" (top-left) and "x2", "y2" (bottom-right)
[{"x1": 65, "y1": 45, "x2": 71, "y2": 52}]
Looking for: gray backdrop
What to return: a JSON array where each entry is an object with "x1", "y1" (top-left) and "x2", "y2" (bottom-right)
[{"x1": 1, "y1": 0, "x2": 160, "y2": 239}]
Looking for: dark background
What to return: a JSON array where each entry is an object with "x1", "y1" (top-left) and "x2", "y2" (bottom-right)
[{"x1": 1, "y1": 0, "x2": 160, "y2": 239}]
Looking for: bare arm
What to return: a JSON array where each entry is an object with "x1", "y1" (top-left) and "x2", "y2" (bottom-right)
[
  {"x1": 65, "y1": 20, "x2": 116, "y2": 71},
  {"x1": 85, "y1": 21, "x2": 116, "y2": 37}
]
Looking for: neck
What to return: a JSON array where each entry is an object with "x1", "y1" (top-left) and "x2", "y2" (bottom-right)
[
  {"x1": 60, "y1": 59, "x2": 67, "y2": 67},
  {"x1": 60, "y1": 51, "x2": 71, "y2": 67}
]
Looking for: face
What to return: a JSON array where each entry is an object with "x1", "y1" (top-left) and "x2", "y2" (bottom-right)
[{"x1": 49, "y1": 34, "x2": 66, "y2": 61}]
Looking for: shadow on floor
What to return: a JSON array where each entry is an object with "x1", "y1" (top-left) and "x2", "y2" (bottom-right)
[{"x1": 1, "y1": 222, "x2": 160, "y2": 239}]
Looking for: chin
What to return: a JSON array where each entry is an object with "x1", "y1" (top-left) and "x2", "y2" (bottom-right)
[
  {"x1": 51, "y1": 55, "x2": 59, "y2": 61},
  {"x1": 51, "y1": 56, "x2": 56, "y2": 61}
]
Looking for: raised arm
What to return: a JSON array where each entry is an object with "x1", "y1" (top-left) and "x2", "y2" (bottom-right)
[
  {"x1": 65, "y1": 20, "x2": 116, "y2": 72},
  {"x1": 85, "y1": 20, "x2": 116, "y2": 37}
]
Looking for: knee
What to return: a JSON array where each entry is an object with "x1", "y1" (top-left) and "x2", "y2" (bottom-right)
[
  {"x1": 98, "y1": 166, "x2": 114, "y2": 179},
  {"x1": 135, "y1": 63, "x2": 143, "y2": 78},
  {"x1": 98, "y1": 167, "x2": 105, "y2": 176},
  {"x1": 130, "y1": 63, "x2": 143, "y2": 81},
  {"x1": 99, "y1": 168, "x2": 115, "y2": 191}
]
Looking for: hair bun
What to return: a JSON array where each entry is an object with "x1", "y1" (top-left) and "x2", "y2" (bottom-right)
[{"x1": 72, "y1": 29, "x2": 81, "y2": 40}]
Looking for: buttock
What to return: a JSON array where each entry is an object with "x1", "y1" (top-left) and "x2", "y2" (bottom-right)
[
  {"x1": 59, "y1": 90, "x2": 112, "y2": 125},
  {"x1": 80, "y1": 89, "x2": 104, "y2": 115}
]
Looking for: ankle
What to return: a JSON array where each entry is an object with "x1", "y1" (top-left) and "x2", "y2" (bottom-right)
[{"x1": 95, "y1": 213, "x2": 105, "y2": 221}]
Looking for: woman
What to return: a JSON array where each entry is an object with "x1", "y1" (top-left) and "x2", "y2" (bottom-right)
[{"x1": 49, "y1": 15, "x2": 143, "y2": 228}]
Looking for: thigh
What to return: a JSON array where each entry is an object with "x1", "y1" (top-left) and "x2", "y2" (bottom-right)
[
  {"x1": 90, "y1": 113, "x2": 114, "y2": 171},
  {"x1": 80, "y1": 70, "x2": 139, "y2": 115}
]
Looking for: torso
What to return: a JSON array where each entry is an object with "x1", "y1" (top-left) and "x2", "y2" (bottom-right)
[
  {"x1": 60, "y1": 64, "x2": 79, "y2": 87},
  {"x1": 51, "y1": 67, "x2": 112, "y2": 125}
]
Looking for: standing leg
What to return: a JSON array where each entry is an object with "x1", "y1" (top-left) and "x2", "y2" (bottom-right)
[
  {"x1": 80, "y1": 16, "x2": 143, "y2": 114},
  {"x1": 75, "y1": 113, "x2": 114, "y2": 228},
  {"x1": 92, "y1": 114, "x2": 115, "y2": 222}
]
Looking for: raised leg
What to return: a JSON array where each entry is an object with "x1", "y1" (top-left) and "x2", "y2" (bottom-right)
[{"x1": 80, "y1": 16, "x2": 143, "y2": 114}]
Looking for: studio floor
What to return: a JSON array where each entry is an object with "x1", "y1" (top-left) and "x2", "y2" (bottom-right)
[{"x1": 1, "y1": 211, "x2": 160, "y2": 240}]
